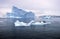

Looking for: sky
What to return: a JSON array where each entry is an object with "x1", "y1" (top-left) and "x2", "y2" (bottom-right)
[{"x1": 0, "y1": 0, "x2": 60, "y2": 16}]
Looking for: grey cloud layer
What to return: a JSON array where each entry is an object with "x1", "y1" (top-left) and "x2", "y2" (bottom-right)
[{"x1": 0, "y1": 0, "x2": 60, "y2": 15}]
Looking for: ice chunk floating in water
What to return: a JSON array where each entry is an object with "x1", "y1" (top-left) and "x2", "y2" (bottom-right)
[
  {"x1": 14, "y1": 20, "x2": 22, "y2": 26},
  {"x1": 14, "y1": 20, "x2": 51, "y2": 26},
  {"x1": 32, "y1": 21, "x2": 51, "y2": 25},
  {"x1": 14, "y1": 20, "x2": 34, "y2": 26}
]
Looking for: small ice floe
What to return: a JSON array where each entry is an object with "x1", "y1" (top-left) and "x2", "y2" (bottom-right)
[
  {"x1": 31, "y1": 21, "x2": 51, "y2": 25},
  {"x1": 14, "y1": 20, "x2": 34, "y2": 26},
  {"x1": 14, "y1": 20, "x2": 21, "y2": 26}
]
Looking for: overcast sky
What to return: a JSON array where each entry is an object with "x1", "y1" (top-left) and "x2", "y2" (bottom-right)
[{"x1": 0, "y1": 0, "x2": 60, "y2": 16}]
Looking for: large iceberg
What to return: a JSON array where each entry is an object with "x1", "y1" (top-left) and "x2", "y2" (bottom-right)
[{"x1": 6, "y1": 6, "x2": 35, "y2": 23}]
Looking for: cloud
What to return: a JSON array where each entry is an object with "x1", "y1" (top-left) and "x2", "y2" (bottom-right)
[{"x1": 0, "y1": 0, "x2": 60, "y2": 16}]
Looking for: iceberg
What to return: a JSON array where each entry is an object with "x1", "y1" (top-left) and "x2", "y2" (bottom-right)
[
  {"x1": 14, "y1": 20, "x2": 34, "y2": 26},
  {"x1": 6, "y1": 6, "x2": 35, "y2": 23},
  {"x1": 32, "y1": 21, "x2": 51, "y2": 25},
  {"x1": 14, "y1": 20, "x2": 51, "y2": 26}
]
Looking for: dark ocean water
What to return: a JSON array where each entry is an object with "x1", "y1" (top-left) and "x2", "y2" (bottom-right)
[{"x1": 0, "y1": 18, "x2": 60, "y2": 39}]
